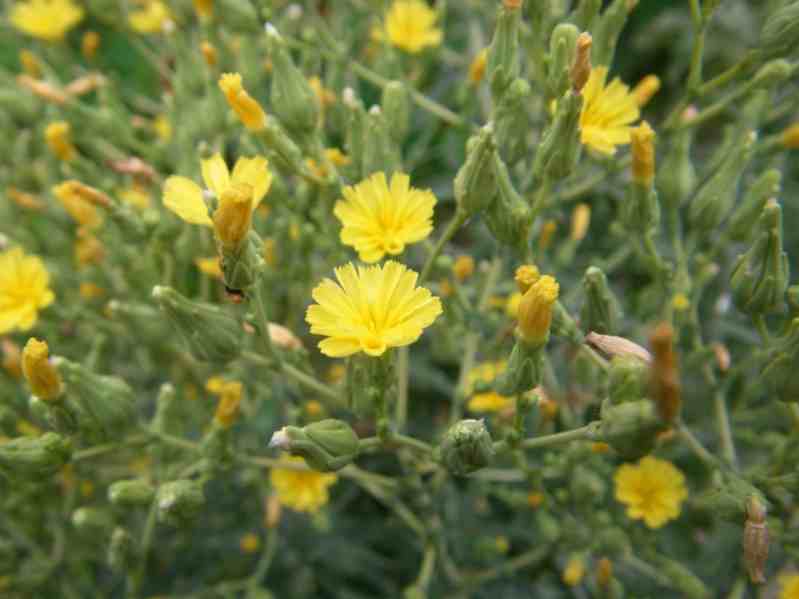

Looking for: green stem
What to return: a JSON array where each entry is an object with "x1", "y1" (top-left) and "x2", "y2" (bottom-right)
[
  {"x1": 419, "y1": 210, "x2": 468, "y2": 284},
  {"x1": 248, "y1": 527, "x2": 278, "y2": 591},
  {"x1": 413, "y1": 543, "x2": 437, "y2": 591},
  {"x1": 254, "y1": 281, "x2": 282, "y2": 370},
  {"x1": 676, "y1": 421, "x2": 720, "y2": 469},
  {"x1": 752, "y1": 315, "x2": 770, "y2": 346},
  {"x1": 129, "y1": 499, "x2": 159, "y2": 598},
  {"x1": 462, "y1": 546, "x2": 548, "y2": 586},
  {"x1": 395, "y1": 346, "x2": 410, "y2": 430},
  {"x1": 242, "y1": 351, "x2": 344, "y2": 405},
  {"x1": 73, "y1": 433, "x2": 151, "y2": 461},
  {"x1": 520, "y1": 423, "x2": 599, "y2": 450}
]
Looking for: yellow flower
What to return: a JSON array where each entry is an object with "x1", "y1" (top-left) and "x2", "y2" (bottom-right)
[
  {"x1": 779, "y1": 574, "x2": 799, "y2": 599},
  {"x1": 270, "y1": 456, "x2": 338, "y2": 513},
  {"x1": 74, "y1": 227, "x2": 105, "y2": 267},
  {"x1": 334, "y1": 172, "x2": 436, "y2": 263},
  {"x1": 562, "y1": 555, "x2": 586, "y2": 587},
  {"x1": 452, "y1": 255, "x2": 474, "y2": 282},
  {"x1": 383, "y1": 0, "x2": 442, "y2": 54},
  {"x1": 22, "y1": 338, "x2": 62, "y2": 400},
  {"x1": 505, "y1": 291, "x2": 522, "y2": 318},
  {"x1": 468, "y1": 391, "x2": 512, "y2": 413},
  {"x1": 52, "y1": 181, "x2": 104, "y2": 228},
  {"x1": 118, "y1": 186, "x2": 151, "y2": 210},
  {"x1": 79, "y1": 282, "x2": 104, "y2": 299},
  {"x1": 195, "y1": 257, "x2": 223, "y2": 279},
  {"x1": 239, "y1": 532, "x2": 260, "y2": 553},
  {"x1": 209, "y1": 379, "x2": 243, "y2": 428},
  {"x1": 45, "y1": 122, "x2": 77, "y2": 161},
  {"x1": 128, "y1": 0, "x2": 173, "y2": 34},
  {"x1": 19, "y1": 49, "x2": 42, "y2": 77},
  {"x1": 9, "y1": 0, "x2": 84, "y2": 41},
  {"x1": 466, "y1": 361, "x2": 513, "y2": 413},
  {"x1": 162, "y1": 153, "x2": 272, "y2": 226},
  {"x1": 514, "y1": 264, "x2": 541, "y2": 293},
  {"x1": 213, "y1": 183, "x2": 254, "y2": 250},
  {"x1": 306, "y1": 261, "x2": 442, "y2": 357},
  {"x1": 0, "y1": 247, "x2": 55, "y2": 334},
  {"x1": 579, "y1": 66, "x2": 640, "y2": 155},
  {"x1": 517, "y1": 275, "x2": 559, "y2": 344},
  {"x1": 468, "y1": 48, "x2": 488, "y2": 85},
  {"x1": 193, "y1": 0, "x2": 213, "y2": 19},
  {"x1": 671, "y1": 293, "x2": 690, "y2": 312},
  {"x1": 81, "y1": 31, "x2": 100, "y2": 60},
  {"x1": 570, "y1": 203, "x2": 591, "y2": 241},
  {"x1": 614, "y1": 455, "x2": 687, "y2": 529},
  {"x1": 218, "y1": 73, "x2": 267, "y2": 131},
  {"x1": 153, "y1": 115, "x2": 172, "y2": 142},
  {"x1": 538, "y1": 219, "x2": 557, "y2": 250}
]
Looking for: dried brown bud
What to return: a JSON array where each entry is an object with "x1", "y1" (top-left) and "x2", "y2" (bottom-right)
[
  {"x1": 267, "y1": 323, "x2": 303, "y2": 350},
  {"x1": 17, "y1": 75, "x2": 69, "y2": 104},
  {"x1": 570, "y1": 33, "x2": 593, "y2": 93},
  {"x1": 64, "y1": 73, "x2": 106, "y2": 97},
  {"x1": 107, "y1": 157, "x2": 157, "y2": 181},
  {"x1": 585, "y1": 332, "x2": 652, "y2": 364},
  {"x1": 650, "y1": 323, "x2": 680, "y2": 423},
  {"x1": 711, "y1": 342, "x2": 731, "y2": 372},
  {"x1": 743, "y1": 496, "x2": 768, "y2": 584}
]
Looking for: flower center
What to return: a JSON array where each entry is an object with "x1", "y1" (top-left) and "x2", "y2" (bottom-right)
[{"x1": 360, "y1": 334, "x2": 387, "y2": 356}]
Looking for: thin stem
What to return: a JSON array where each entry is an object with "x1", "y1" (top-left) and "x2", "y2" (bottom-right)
[
  {"x1": 752, "y1": 315, "x2": 770, "y2": 346},
  {"x1": 676, "y1": 421, "x2": 720, "y2": 469},
  {"x1": 413, "y1": 544, "x2": 437, "y2": 590},
  {"x1": 462, "y1": 546, "x2": 548, "y2": 586},
  {"x1": 242, "y1": 351, "x2": 344, "y2": 405},
  {"x1": 248, "y1": 528, "x2": 278, "y2": 591},
  {"x1": 254, "y1": 281, "x2": 282, "y2": 370},
  {"x1": 712, "y1": 387, "x2": 737, "y2": 468},
  {"x1": 395, "y1": 346, "x2": 410, "y2": 430},
  {"x1": 520, "y1": 423, "x2": 599, "y2": 450},
  {"x1": 73, "y1": 433, "x2": 151, "y2": 461},
  {"x1": 419, "y1": 210, "x2": 468, "y2": 284}
]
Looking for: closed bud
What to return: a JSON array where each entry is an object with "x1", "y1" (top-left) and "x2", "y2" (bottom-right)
[
  {"x1": 631, "y1": 121, "x2": 655, "y2": 187},
  {"x1": 760, "y1": 3, "x2": 799, "y2": 59},
  {"x1": 632, "y1": 75, "x2": 660, "y2": 107},
  {"x1": 156, "y1": 480, "x2": 206, "y2": 527},
  {"x1": 212, "y1": 381, "x2": 243, "y2": 428},
  {"x1": 728, "y1": 169, "x2": 781, "y2": 242},
  {"x1": 533, "y1": 90, "x2": 583, "y2": 181},
  {"x1": 213, "y1": 183, "x2": 253, "y2": 251},
  {"x1": 200, "y1": 41, "x2": 218, "y2": 67},
  {"x1": 269, "y1": 419, "x2": 359, "y2": 472},
  {"x1": 265, "y1": 24, "x2": 319, "y2": 138},
  {"x1": 649, "y1": 323, "x2": 681, "y2": 424},
  {"x1": 517, "y1": 275, "x2": 559, "y2": 345},
  {"x1": 153, "y1": 285, "x2": 243, "y2": 363},
  {"x1": 493, "y1": 77, "x2": 532, "y2": 164},
  {"x1": 608, "y1": 356, "x2": 648, "y2": 405},
  {"x1": 656, "y1": 108, "x2": 696, "y2": 210},
  {"x1": 107, "y1": 527, "x2": 135, "y2": 572},
  {"x1": 454, "y1": 125, "x2": 498, "y2": 217},
  {"x1": 598, "y1": 399, "x2": 664, "y2": 459},
  {"x1": 496, "y1": 337, "x2": 544, "y2": 395},
  {"x1": 573, "y1": 0, "x2": 602, "y2": 32},
  {"x1": 362, "y1": 106, "x2": 401, "y2": 177},
  {"x1": 437, "y1": 419, "x2": 494, "y2": 476},
  {"x1": 19, "y1": 49, "x2": 41, "y2": 77},
  {"x1": 596, "y1": 557, "x2": 613, "y2": 589},
  {"x1": 381, "y1": 81, "x2": 410, "y2": 144},
  {"x1": 562, "y1": 555, "x2": 586, "y2": 586},
  {"x1": 487, "y1": 2, "x2": 521, "y2": 100},
  {"x1": 743, "y1": 495, "x2": 768, "y2": 584},
  {"x1": 694, "y1": 472, "x2": 765, "y2": 523},
  {"x1": 730, "y1": 199, "x2": 789, "y2": 315},
  {"x1": 585, "y1": 332, "x2": 652, "y2": 363},
  {"x1": 343, "y1": 88, "x2": 366, "y2": 180},
  {"x1": 752, "y1": 59, "x2": 793, "y2": 90},
  {"x1": 570, "y1": 32, "x2": 592, "y2": 94},
  {"x1": 0, "y1": 432, "x2": 72, "y2": 477},
  {"x1": 570, "y1": 465, "x2": 606, "y2": 502},
  {"x1": 193, "y1": 0, "x2": 213, "y2": 19},
  {"x1": 592, "y1": 0, "x2": 636, "y2": 67},
  {"x1": 22, "y1": 338, "x2": 63, "y2": 401},
  {"x1": 219, "y1": 72, "x2": 266, "y2": 131},
  {"x1": 548, "y1": 24, "x2": 579, "y2": 97},
  {"x1": 760, "y1": 318, "x2": 799, "y2": 399},
  {"x1": 689, "y1": 130, "x2": 754, "y2": 232},
  {"x1": 453, "y1": 256, "x2": 475, "y2": 282},
  {"x1": 108, "y1": 479, "x2": 155, "y2": 507},
  {"x1": 580, "y1": 267, "x2": 621, "y2": 335},
  {"x1": 485, "y1": 154, "x2": 532, "y2": 253},
  {"x1": 257, "y1": 117, "x2": 308, "y2": 177}
]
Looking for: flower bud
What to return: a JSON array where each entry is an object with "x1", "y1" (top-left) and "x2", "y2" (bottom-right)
[
  {"x1": 495, "y1": 337, "x2": 544, "y2": 395},
  {"x1": 265, "y1": 24, "x2": 319, "y2": 139},
  {"x1": 533, "y1": 88, "x2": 583, "y2": 182},
  {"x1": 760, "y1": 318, "x2": 799, "y2": 399},
  {"x1": 493, "y1": 77, "x2": 532, "y2": 164},
  {"x1": 213, "y1": 183, "x2": 253, "y2": 252},
  {"x1": 381, "y1": 80, "x2": 410, "y2": 144},
  {"x1": 193, "y1": 0, "x2": 213, "y2": 19},
  {"x1": 45, "y1": 121, "x2": 77, "y2": 161},
  {"x1": 632, "y1": 74, "x2": 660, "y2": 107},
  {"x1": 515, "y1": 264, "x2": 541, "y2": 293},
  {"x1": 781, "y1": 123, "x2": 799, "y2": 149},
  {"x1": 630, "y1": 121, "x2": 655, "y2": 187},
  {"x1": 728, "y1": 169, "x2": 781, "y2": 242},
  {"x1": 453, "y1": 125, "x2": 498, "y2": 217},
  {"x1": 730, "y1": 199, "x2": 789, "y2": 315},
  {"x1": 656, "y1": 108, "x2": 696, "y2": 211},
  {"x1": 598, "y1": 399, "x2": 664, "y2": 459},
  {"x1": 256, "y1": 116, "x2": 308, "y2": 177},
  {"x1": 109, "y1": 479, "x2": 155, "y2": 507},
  {"x1": 362, "y1": 106, "x2": 401, "y2": 177},
  {"x1": 562, "y1": 555, "x2": 586, "y2": 586},
  {"x1": 585, "y1": 332, "x2": 652, "y2": 363},
  {"x1": 689, "y1": 130, "x2": 754, "y2": 232},
  {"x1": 486, "y1": 1, "x2": 521, "y2": 100},
  {"x1": 156, "y1": 479, "x2": 206, "y2": 527},
  {"x1": 760, "y1": 1, "x2": 799, "y2": 58},
  {"x1": 517, "y1": 275, "x2": 559, "y2": 345},
  {"x1": 269, "y1": 419, "x2": 360, "y2": 472},
  {"x1": 19, "y1": 49, "x2": 41, "y2": 77},
  {"x1": 0, "y1": 432, "x2": 72, "y2": 478},
  {"x1": 580, "y1": 266, "x2": 621, "y2": 335},
  {"x1": 570, "y1": 32, "x2": 592, "y2": 94},
  {"x1": 743, "y1": 495, "x2": 768, "y2": 584},
  {"x1": 484, "y1": 154, "x2": 532, "y2": 253},
  {"x1": 437, "y1": 419, "x2": 494, "y2": 476},
  {"x1": 107, "y1": 527, "x2": 135, "y2": 573},
  {"x1": 452, "y1": 256, "x2": 475, "y2": 282},
  {"x1": 219, "y1": 72, "x2": 266, "y2": 131},
  {"x1": 21, "y1": 338, "x2": 63, "y2": 401},
  {"x1": 548, "y1": 24, "x2": 579, "y2": 97},
  {"x1": 751, "y1": 59, "x2": 793, "y2": 90},
  {"x1": 212, "y1": 380, "x2": 243, "y2": 429},
  {"x1": 608, "y1": 356, "x2": 648, "y2": 405},
  {"x1": 592, "y1": 0, "x2": 636, "y2": 67},
  {"x1": 200, "y1": 41, "x2": 218, "y2": 67},
  {"x1": 81, "y1": 31, "x2": 100, "y2": 60},
  {"x1": 153, "y1": 285, "x2": 243, "y2": 363},
  {"x1": 649, "y1": 323, "x2": 680, "y2": 424},
  {"x1": 56, "y1": 358, "x2": 138, "y2": 443}
]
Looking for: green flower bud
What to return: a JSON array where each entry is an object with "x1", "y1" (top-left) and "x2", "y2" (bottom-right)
[
  {"x1": 570, "y1": 465, "x2": 606, "y2": 503},
  {"x1": 217, "y1": 0, "x2": 259, "y2": 32},
  {"x1": 592, "y1": 0, "x2": 636, "y2": 67},
  {"x1": 107, "y1": 300, "x2": 166, "y2": 345},
  {"x1": 151, "y1": 383, "x2": 177, "y2": 435},
  {"x1": 760, "y1": 319, "x2": 799, "y2": 400},
  {"x1": 487, "y1": 3, "x2": 521, "y2": 100},
  {"x1": 71, "y1": 506, "x2": 112, "y2": 535},
  {"x1": 751, "y1": 59, "x2": 794, "y2": 90},
  {"x1": 265, "y1": 24, "x2": 319, "y2": 140},
  {"x1": 381, "y1": 81, "x2": 410, "y2": 144},
  {"x1": 547, "y1": 23, "x2": 579, "y2": 98},
  {"x1": 694, "y1": 472, "x2": 766, "y2": 523},
  {"x1": 532, "y1": 91, "x2": 583, "y2": 181},
  {"x1": 219, "y1": 231, "x2": 263, "y2": 293},
  {"x1": 608, "y1": 356, "x2": 648, "y2": 405},
  {"x1": 484, "y1": 154, "x2": 532, "y2": 254},
  {"x1": 730, "y1": 199, "x2": 789, "y2": 315},
  {"x1": 156, "y1": 479, "x2": 205, "y2": 527},
  {"x1": 0, "y1": 431, "x2": 71, "y2": 478},
  {"x1": 256, "y1": 117, "x2": 308, "y2": 178},
  {"x1": 493, "y1": 78, "x2": 532, "y2": 164},
  {"x1": 453, "y1": 125, "x2": 498, "y2": 217},
  {"x1": 496, "y1": 338, "x2": 544, "y2": 396},
  {"x1": 656, "y1": 117, "x2": 696, "y2": 211},
  {"x1": 56, "y1": 358, "x2": 138, "y2": 444},
  {"x1": 648, "y1": 555, "x2": 710, "y2": 599},
  {"x1": 362, "y1": 106, "x2": 401, "y2": 177},
  {"x1": 688, "y1": 131, "x2": 754, "y2": 232},
  {"x1": 153, "y1": 285, "x2": 243, "y2": 364},
  {"x1": 437, "y1": 419, "x2": 494, "y2": 476},
  {"x1": 343, "y1": 88, "x2": 366, "y2": 181},
  {"x1": 728, "y1": 169, "x2": 781, "y2": 242},
  {"x1": 760, "y1": 1, "x2": 799, "y2": 58},
  {"x1": 269, "y1": 419, "x2": 360, "y2": 472},
  {"x1": 598, "y1": 399, "x2": 665, "y2": 460},
  {"x1": 109, "y1": 479, "x2": 155, "y2": 507},
  {"x1": 107, "y1": 527, "x2": 135, "y2": 573},
  {"x1": 580, "y1": 266, "x2": 621, "y2": 335},
  {"x1": 535, "y1": 509, "x2": 561, "y2": 543}
]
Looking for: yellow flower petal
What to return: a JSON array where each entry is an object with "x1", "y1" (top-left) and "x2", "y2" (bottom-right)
[
  {"x1": 231, "y1": 156, "x2": 273, "y2": 208},
  {"x1": 162, "y1": 176, "x2": 211, "y2": 225},
  {"x1": 201, "y1": 153, "x2": 231, "y2": 198}
]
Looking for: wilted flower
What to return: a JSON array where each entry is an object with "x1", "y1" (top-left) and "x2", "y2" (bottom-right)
[
  {"x1": 0, "y1": 247, "x2": 55, "y2": 334},
  {"x1": 614, "y1": 456, "x2": 687, "y2": 529}
]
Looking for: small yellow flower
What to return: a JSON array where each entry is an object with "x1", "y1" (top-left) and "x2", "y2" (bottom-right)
[
  {"x1": 52, "y1": 181, "x2": 104, "y2": 228},
  {"x1": 270, "y1": 456, "x2": 338, "y2": 513},
  {"x1": 781, "y1": 123, "x2": 799, "y2": 149},
  {"x1": 118, "y1": 186, "x2": 151, "y2": 211},
  {"x1": 383, "y1": 0, "x2": 442, "y2": 54},
  {"x1": 517, "y1": 275, "x2": 559, "y2": 344},
  {"x1": 570, "y1": 204, "x2": 591, "y2": 241},
  {"x1": 239, "y1": 532, "x2": 260, "y2": 554},
  {"x1": 195, "y1": 257, "x2": 223, "y2": 279},
  {"x1": 153, "y1": 114, "x2": 172, "y2": 142},
  {"x1": 453, "y1": 255, "x2": 475, "y2": 282},
  {"x1": 212, "y1": 380, "x2": 243, "y2": 428},
  {"x1": 538, "y1": 220, "x2": 557, "y2": 250},
  {"x1": 514, "y1": 264, "x2": 541, "y2": 293},
  {"x1": 468, "y1": 391, "x2": 512, "y2": 413},
  {"x1": 128, "y1": 0, "x2": 173, "y2": 34},
  {"x1": 526, "y1": 491, "x2": 544, "y2": 508},
  {"x1": 213, "y1": 183, "x2": 254, "y2": 250},
  {"x1": 580, "y1": 66, "x2": 640, "y2": 155},
  {"x1": 563, "y1": 555, "x2": 586, "y2": 587},
  {"x1": 162, "y1": 153, "x2": 272, "y2": 226},
  {"x1": 22, "y1": 338, "x2": 62, "y2": 400},
  {"x1": 219, "y1": 72, "x2": 267, "y2": 131},
  {"x1": 81, "y1": 31, "x2": 100, "y2": 60},
  {"x1": 79, "y1": 282, "x2": 104, "y2": 299},
  {"x1": 45, "y1": 122, "x2": 77, "y2": 161},
  {"x1": 306, "y1": 261, "x2": 442, "y2": 357},
  {"x1": 466, "y1": 361, "x2": 513, "y2": 413},
  {"x1": 74, "y1": 228, "x2": 105, "y2": 267},
  {"x1": 326, "y1": 364, "x2": 346, "y2": 383},
  {"x1": 305, "y1": 400, "x2": 324, "y2": 418},
  {"x1": 7, "y1": 187, "x2": 44, "y2": 211},
  {"x1": 334, "y1": 172, "x2": 436, "y2": 263},
  {"x1": 632, "y1": 74, "x2": 661, "y2": 107},
  {"x1": 19, "y1": 49, "x2": 42, "y2": 77},
  {"x1": 468, "y1": 48, "x2": 488, "y2": 85},
  {"x1": 631, "y1": 121, "x2": 655, "y2": 186},
  {"x1": 9, "y1": 0, "x2": 84, "y2": 42},
  {"x1": 779, "y1": 574, "x2": 799, "y2": 599},
  {"x1": 200, "y1": 41, "x2": 218, "y2": 67},
  {"x1": 672, "y1": 293, "x2": 690, "y2": 312},
  {"x1": 614, "y1": 455, "x2": 687, "y2": 529},
  {"x1": 0, "y1": 247, "x2": 55, "y2": 334},
  {"x1": 193, "y1": 0, "x2": 213, "y2": 19}
]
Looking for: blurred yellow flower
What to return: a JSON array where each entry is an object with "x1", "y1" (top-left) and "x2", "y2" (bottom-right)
[
  {"x1": 466, "y1": 361, "x2": 512, "y2": 413},
  {"x1": 239, "y1": 532, "x2": 259, "y2": 553},
  {"x1": 52, "y1": 181, "x2": 103, "y2": 229},
  {"x1": 632, "y1": 74, "x2": 661, "y2": 107},
  {"x1": 382, "y1": 0, "x2": 442, "y2": 54},
  {"x1": 162, "y1": 153, "x2": 272, "y2": 226},
  {"x1": 195, "y1": 257, "x2": 223, "y2": 279},
  {"x1": 44, "y1": 122, "x2": 76, "y2": 161},
  {"x1": 74, "y1": 228, "x2": 105, "y2": 267},
  {"x1": 505, "y1": 291, "x2": 522, "y2": 318},
  {"x1": 306, "y1": 261, "x2": 442, "y2": 357},
  {"x1": 153, "y1": 115, "x2": 172, "y2": 142},
  {"x1": 218, "y1": 73, "x2": 267, "y2": 131},
  {"x1": 580, "y1": 66, "x2": 640, "y2": 155},
  {"x1": 562, "y1": 555, "x2": 585, "y2": 587},
  {"x1": 9, "y1": 0, "x2": 84, "y2": 41},
  {"x1": 779, "y1": 574, "x2": 799, "y2": 599},
  {"x1": 118, "y1": 187, "x2": 151, "y2": 210},
  {"x1": 270, "y1": 456, "x2": 337, "y2": 513},
  {"x1": 22, "y1": 338, "x2": 62, "y2": 400},
  {"x1": 334, "y1": 172, "x2": 436, "y2": 263},
  {"x1": 614, "y1": 455, "x2": 687, "y2": 529},
  {"x1": 0, "y1": 247, "x2": 55, "y2": 334},
  {"x1": 129, "y1": 0, "x2": 172, "y2": 34},
  {"x1": 468, "y1": 48, "x2": 488, "y2": 85}
]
